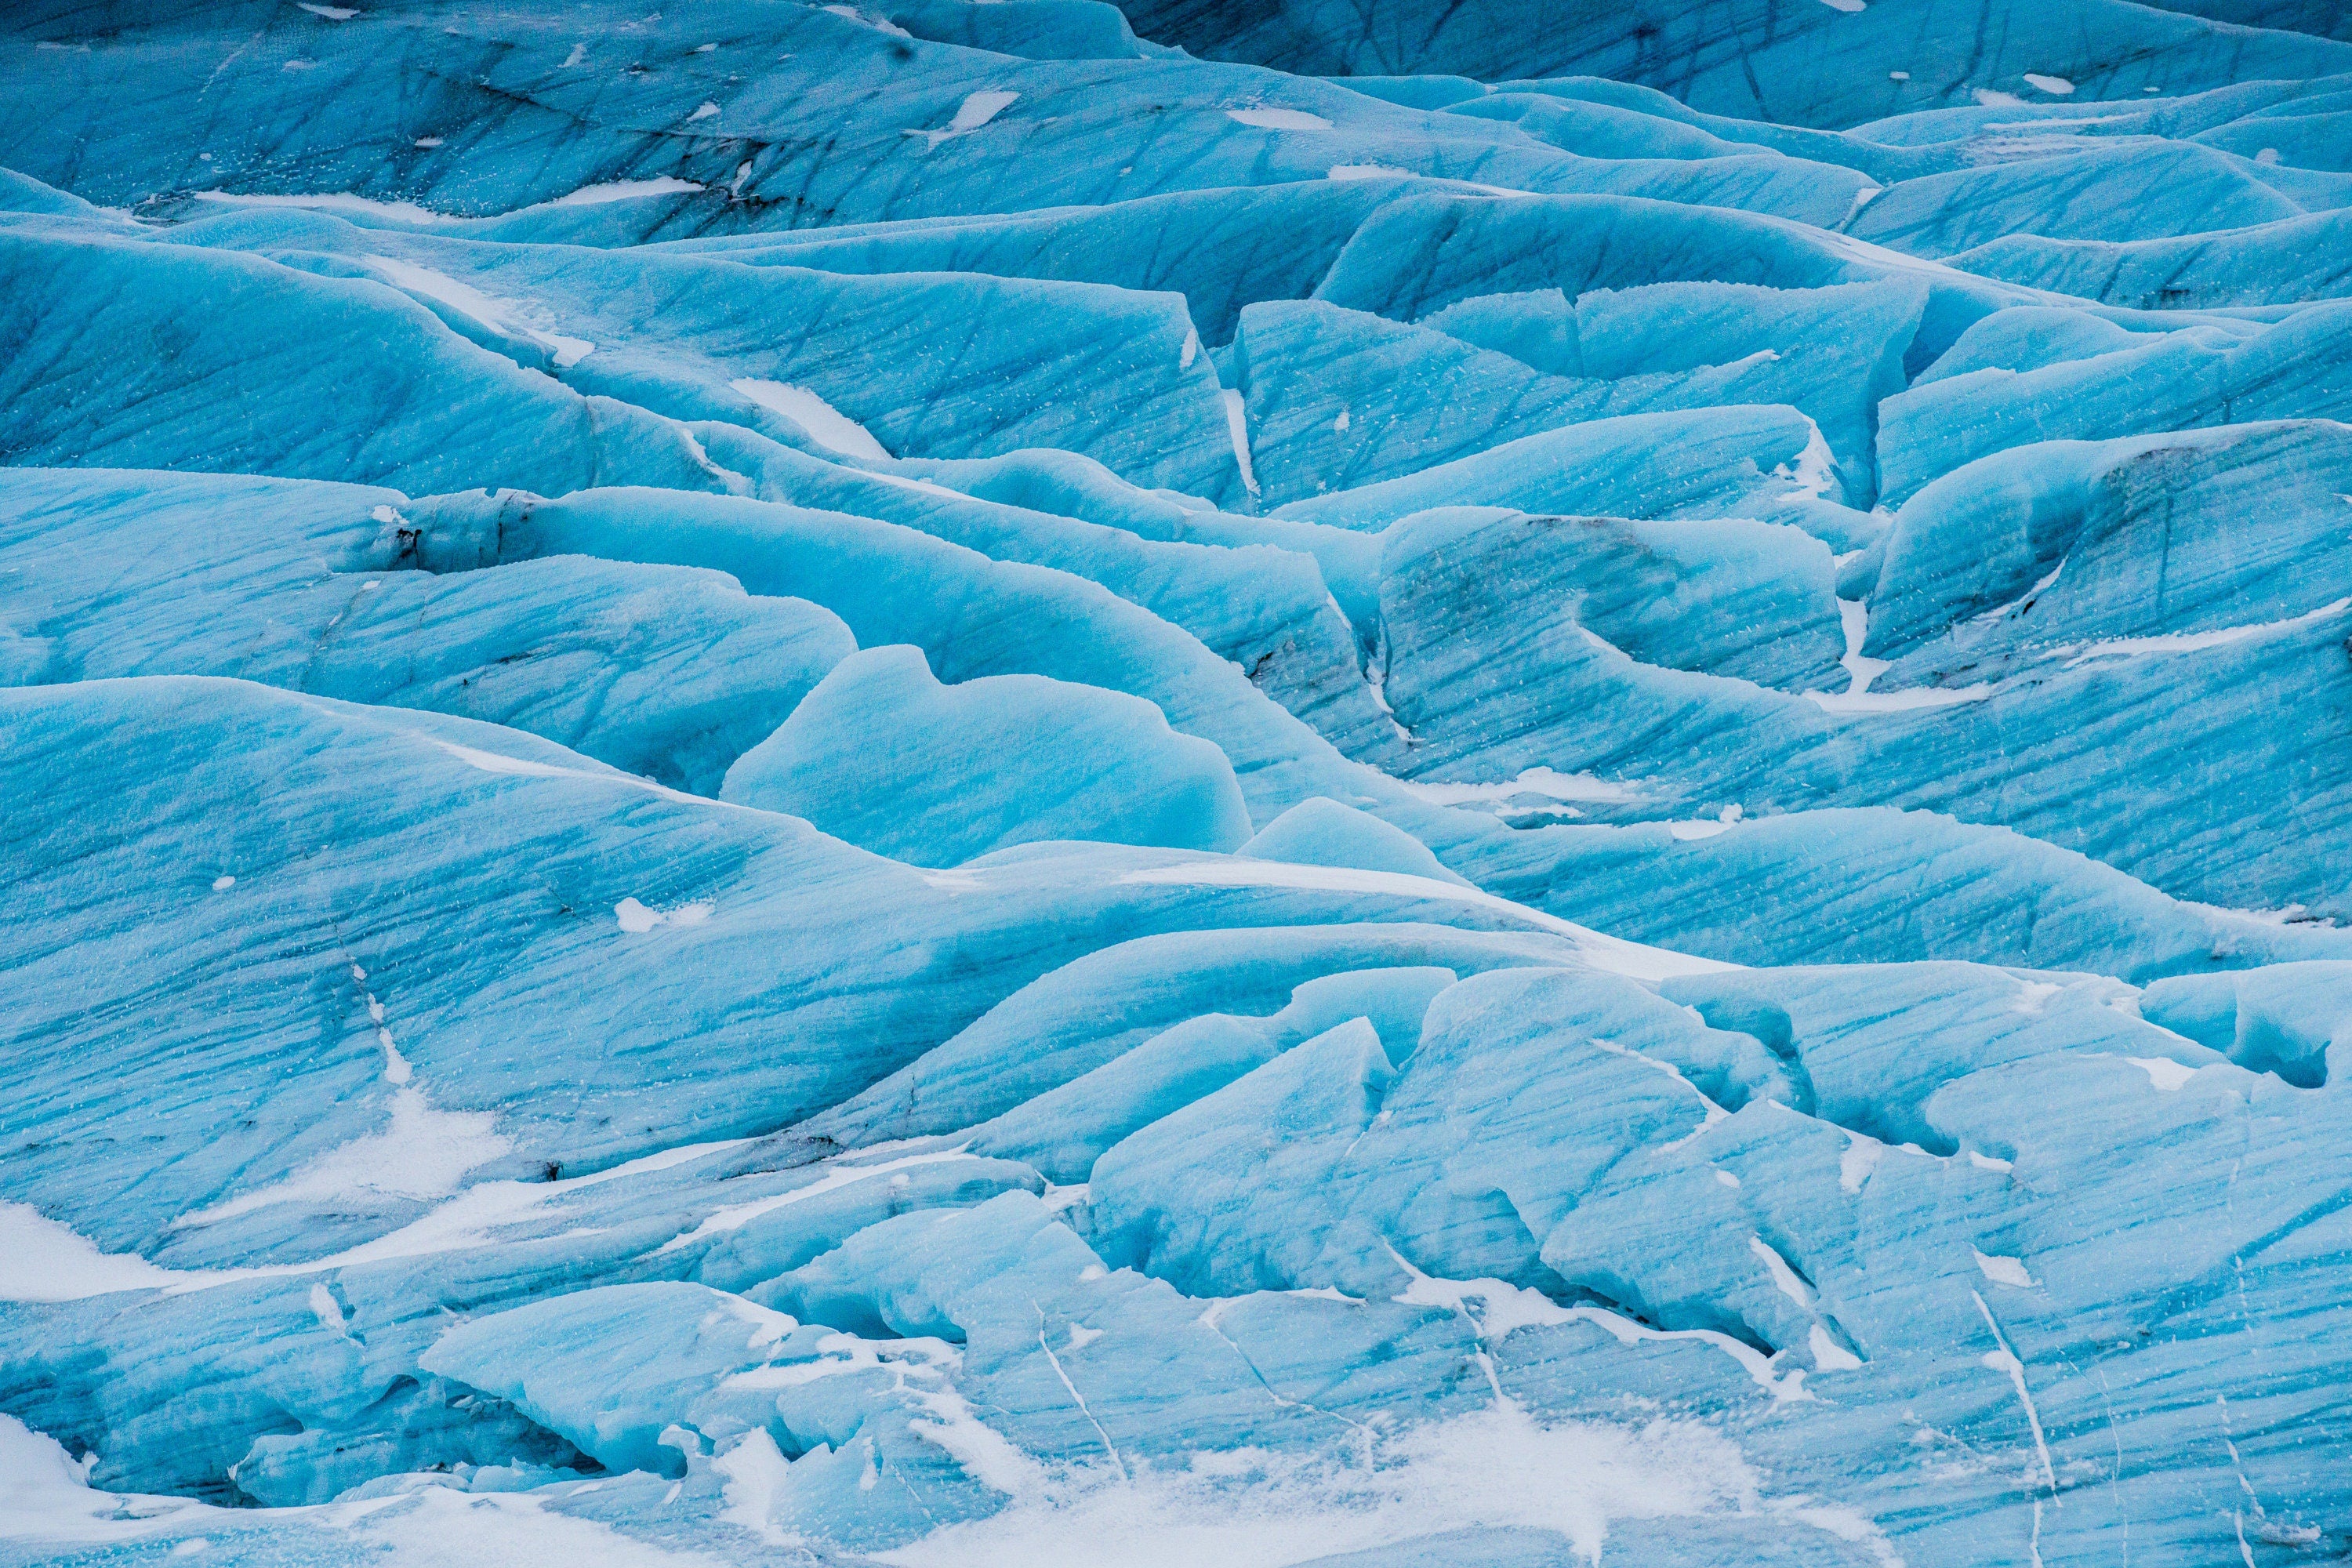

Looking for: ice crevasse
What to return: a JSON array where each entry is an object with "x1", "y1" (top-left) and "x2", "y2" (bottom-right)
[{"x1": 2, "y1": 1, "x2": 2352, "y2": 1565}]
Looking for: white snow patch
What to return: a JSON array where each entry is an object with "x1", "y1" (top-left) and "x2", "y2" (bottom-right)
[
  {"x1": 361, "y1": 256, "x2": 594, "y2": 366},
  {"x1": 878, "y1": 1401, "x2": 1792, "y2": 1568},
  {"x1": 1180, "y1": 325, "x2": 1199, "y2": 369},
  {"x1": 615, "y1": 897, "x2": 713, "y2": 934},
  {"x1": 1970, "y1": 558, "x2": 2065, "y2": 626},
  {"x1": 1808, "y1": 678, "x2": 1992, "y2": 714},
  {"x1": 297, "y1": 2, "x2": 359, "y2": 17},
  {"x1": 561, "y1": 42, "x2": 587, "y2": 67},
  {"x1": 1966, "y1": 1150, "x2": 2014, "y2": 1173},
  {"x1": 686, "y1": 100, "x2": 719, "y2": 122},
  {"x1": 413, "y1": 136, "x2": 444, "y2": 148},
  {"x1": 1809, "y1": 1326, "x2": 1864, "y2": 1372},
  {"x1": 174, "y1": 1088, "x2": 510, "y2": 1228},
  {"x1": 1718, "y1": 348, "x2": 1786, "y2": 376},
  {"x1": 344, "y1": 1483, "x2": 738, "y2": 1562},
  {"x1": 211, "y1": 874, "x2": 235, "y2": 891},
  {"x1": 2193, "y1": 898, "x2": 2330, "y2": 928},
  {"x1": 906, "y1": 92, "x2": 1019, "y2": 149},
  {"x1": 309, "y1": 1282, "x2": 348, "y2": 1332},
  {"x1": 1809, "y1": 583, "x2": 2346, "y2": 714},
  {"x1": 1394, "y1": 1270, "x2": 1580, "y2": 1344},
  {"x1": 1400, "y1": 766, "x2": 1643, "y2": 809},
  {"x1": 1750, "y1": 1237, "x2": 1817, "y2": 1309},
  {"x1": 1280, "y1": 1281, "x2": 1364, "y2": 1305},
  {"x1": 1226, "y1": 108, "x2": 1334, "y2": 131},
  {"x1": 378, "y1": 1026, "x2": 412, "y2": 1085},
  {"x1": 1773, "y1": 421, "x2": 1839, "y2": 498},
  {"x1": 5, "y1": 1138, "x2": 749, "y2": 1305},
  {"x1": 1838, "y1": 601, "x2": 1882, "y2": 695},
  {"x1": 1221, "y1": 388, "x2": 1260, "y2": 497},
  {"x1": 950, "y1": 89, "x2": 1019, "y2": 131},
  {"x1": 2127, "y1": 1056, "x2": 2200, "y2": 1091},
  {"x1": 1817, "y1": 0, "x2": 1865, "y2": 12},
  {"x1": 713, "y1": 1429, "x2": 793, "y2": 1544},
  {"x1": 543, "y1": 176, "x2": 705, "y2": 207},
  {"x1": 2010, "y1": 978, "x2": 2061, "y2": 1014},
  {"x1": 0, "y1": 1414, "x2": 169, "y2": 1543},
  {"x1": 204, "y1": 177, "x2": 705, "y2": 230},
  {"x1": 1971, "y1": 1292, "x2": 2056, "y2": 1494},
  {"x1": 2050, "y1": 598, "x2": 2350, "y2": 667},
  {"x1": 191, "y1": 189, "x2": 448, "y2": 224},
  {"x1": 1972, "y1": 88, "x2": 2030, "y2": 107},
  {"x1": 292, "y1": 1137, "x2": 749, "y2": 1269},
  {"x1": 2023, "y1": 74, "x2": 2075, "y2": 94},
  {"x1": 657, "y1": 1149, "x2": 986, "y2": 1251},
  {"x1": 1327, "y1": 163, "x2": 1412, "y2": 181},
  {"x1": 1117, "y1": 859, "x2": 1733, "y2": 981},
  {"x1": 1973, "y1": 1249, "x2": 2037, "y2": 1289},
  {"x1": 1564, "y1": 1302, "x2": 1813, "y2": 1404},
  {"x1": 0, "y1": 1203, "x2": 198, "y2": 1301},
  {"x1": 435, "y1": 740, "x2": 590, "y2": 780},
  {"x1": 729, "y1": 378, "x2": 891, "y2": 459},
  {"x1": 898, "y1": 1382, "x2": 1044, "y2": 1498},
  {"x1": 158, "y1": 952, "x2": 506, "y2": 1229},
  {"x1": 1839, "y1": 1134, "x2": 1884, "y2": 1195}
]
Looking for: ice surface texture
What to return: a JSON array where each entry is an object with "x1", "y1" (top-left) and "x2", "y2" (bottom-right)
[{"x1": 2, "y1": 2, "x2": 2350, "y2": 1566}]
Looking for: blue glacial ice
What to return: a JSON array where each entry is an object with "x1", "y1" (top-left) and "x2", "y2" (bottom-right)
[{"x1": 2, "y1": 1, "x2": 2352, "y2": 1566}]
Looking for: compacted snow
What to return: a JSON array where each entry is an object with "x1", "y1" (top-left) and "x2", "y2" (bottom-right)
[{"x1": 2, "y1": 1, "x2": 2351, "y2": 1564}]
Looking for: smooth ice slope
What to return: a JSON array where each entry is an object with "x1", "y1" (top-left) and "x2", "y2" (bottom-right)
[
  {"x1": 4, "y1": 2, "x2": 2352, "y2": 1566},
  {"x1": 720, "y1": 644, "x2": 1254, "y2": 864}
]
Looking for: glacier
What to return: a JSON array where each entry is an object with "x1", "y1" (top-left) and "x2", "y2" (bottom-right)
[{"x1": 2, "y1": 0, "x2": 2351, "y2": 1563}]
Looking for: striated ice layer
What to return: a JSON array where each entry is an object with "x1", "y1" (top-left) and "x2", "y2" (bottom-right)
[{"x1": 2, "y1": 2, "x2": 2350, "y2": 1566}]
